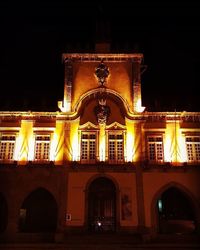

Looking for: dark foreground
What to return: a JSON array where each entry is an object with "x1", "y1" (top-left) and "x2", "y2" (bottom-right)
[{"x1": 0, "y1": 233, "x2": 199, "y2": 250}]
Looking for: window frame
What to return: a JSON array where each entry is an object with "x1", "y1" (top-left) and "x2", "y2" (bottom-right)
[
  {"x1": 106, "y1": 130, "x2": 125, "y2": 164},
  {"x1": 0, "y1": 133, "x2": 16, "y2": 161},
  {"x1": 80, "y1": 130, "x2": 98, "y2": 163},
  {"x1": 185, "y1": 135, "x2": 200, "y2": 162},
  {"x1": 146, "y1": 134, "x2": 164, "y2": 163},
  {"x1": 34, "y1": 133, "x2": 51, "y2": 162}
]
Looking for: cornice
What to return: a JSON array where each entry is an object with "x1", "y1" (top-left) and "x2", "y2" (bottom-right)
[
  {"x1": 62, "y1": 53, "x2": 143, "y2": 62},
  {"x1": 1, "y1": 111, "x2": 200, "y2": 122}
]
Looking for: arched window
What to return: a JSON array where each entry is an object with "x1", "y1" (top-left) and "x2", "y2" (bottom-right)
[
  {"x1": 157, "y1": 187, "x2": 196, "y2": 234},
  {"x1": 19, "y1": 188, "x2": 58, "y2": 233}
]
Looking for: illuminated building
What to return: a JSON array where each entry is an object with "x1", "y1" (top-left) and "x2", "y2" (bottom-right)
[{"x1": 0, "y1": 43, "x2": 200, "y2": 243}]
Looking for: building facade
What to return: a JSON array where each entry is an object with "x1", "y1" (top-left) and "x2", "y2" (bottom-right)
[{"x1": 0, "y1": 45, "x2": 200, "y2": 242}]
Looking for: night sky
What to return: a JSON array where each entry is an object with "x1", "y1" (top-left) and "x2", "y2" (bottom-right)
[{"x1": 0, "y1": 0, "x2": 200, "y2": 112}]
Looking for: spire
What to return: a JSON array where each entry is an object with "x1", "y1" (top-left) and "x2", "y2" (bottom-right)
[{"x1": 95, "y1": 5, "x2": 111, "y2": 53}]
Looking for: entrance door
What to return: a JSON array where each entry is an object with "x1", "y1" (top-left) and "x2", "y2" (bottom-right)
[
  {"x1": 88, "y1": 177, "x2": 116, "y2": 232},
  {"x1": 157, "y1": 187, "x2": 196, "y2": 234}
]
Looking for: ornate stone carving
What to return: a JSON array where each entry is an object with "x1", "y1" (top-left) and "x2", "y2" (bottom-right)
[
  {"x1": 94, "y1": 98, "x2": 110, "y2": 125},
  {"x1": 95, "y1": 61, "x2": 109, "y2": 86}
]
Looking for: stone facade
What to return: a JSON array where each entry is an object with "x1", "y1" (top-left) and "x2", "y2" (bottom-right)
[{"x1": 0, "y1": 49, "x2": 200, "y2": 243}]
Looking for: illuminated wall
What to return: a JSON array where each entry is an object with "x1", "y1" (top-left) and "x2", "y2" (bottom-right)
[
  {"x1": 50, "y1": 121, "x2": 64, "y2": 163},
  {"x1": 15, "y1": 120, "x2": 33, "y2": 163},
  {"x1": 1, "y1": 52, "x2": 199, "y2": 166},
  {"x1": 71, "y1": 61, "x2": 132, "y2": 111},
  {"x1": 164, "y1": 120, "x2": 187, "y2": 163},
  {"x1": 60, "y1": 54, "x2": 144, "y2": 113},
  {"x1": 0, "y1": 112, "x2": 199, "y2": 165}
]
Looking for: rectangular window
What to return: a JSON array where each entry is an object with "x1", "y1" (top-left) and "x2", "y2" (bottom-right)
[
  {"x1": 108, "y1": 133, "x2": 124, "y2": 163},
  {"x1": 147, "y1": 136, "x2": 163, "y2": 162},
  {"x1": 81, "y1": 132, "x2": 96, "y2": 163},
  {"x1": 186, "y1": 136, "x2": 200, "y2": 162},
  {"x1": 0, "y1": 135, "x2": 16, "y2": 160},
  {"x1": 34, "y1": 135, "x2": 50, "y2": 161}
]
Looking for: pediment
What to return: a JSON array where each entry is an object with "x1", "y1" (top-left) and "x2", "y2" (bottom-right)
[
  {"x1": 106, "y1": 122, "x2": 126, "y2": 130},
  {"x1": 79, "y1": 121, "x2": 99, "y2": 130}
]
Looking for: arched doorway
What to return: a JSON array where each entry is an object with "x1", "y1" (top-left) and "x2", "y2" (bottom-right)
[
  {"x1": 0, "y1": 193, "x2": 8, "y2": 233},
  {"x1": 19, "y1": 188, "x2": 58, "y2": 233},
  {"x1": 88, "y1": 177, "x2": 116, "y2": 232},
  {"x1": 156, "y1": 187, "x2": 196, "y2": 234}
]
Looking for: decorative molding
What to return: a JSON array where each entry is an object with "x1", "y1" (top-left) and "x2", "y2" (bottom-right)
[
  {"x1": 95, "y1": 61, "x2": 109, "y2": 86},
  {"x1": 79, "y1": 121, "x2": 99, "y2": 130},
  {"x1": 106, "y1": 121, "x2": 126, "y2": 130},
  {"x1": 62, "y1": 53, "x2": 143, "y2": 62},
  {"x1": 94, "y1": 98, "x2": 110, "y2": 125}
]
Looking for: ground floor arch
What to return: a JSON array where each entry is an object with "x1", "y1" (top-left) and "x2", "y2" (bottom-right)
[
  {"x1": 19, "y1": 188, "x2": 58, "y2": 233},
  {"x1": 155, "y1": 186, "x2": 197, "y2": 234},
  {"x1": 0, "y1": 193, "x2": 8, "y2": 233},
  {"x1": 87, "y1": 177, "x2": 117, "y2": 232}
]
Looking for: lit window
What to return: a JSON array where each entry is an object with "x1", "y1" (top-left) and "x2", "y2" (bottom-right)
[
  {"x1": 108, "y1": 133, "x2": 124, "y2": 163},
  {"x1": 34, "y1": 135, "x2": 50, "y2": 161},
  {"x1": 147, "y1": 136, "x2": 163, "y2": 162},
  {"x1": 0, "y1": 135, "x2": 16, "y2": 160},
  {"x1": 81, "y1": 132, "x2": 96, "y2": 163},
  {"x1": 186, "y1": 136, "x2": 200, "y2": 162}
]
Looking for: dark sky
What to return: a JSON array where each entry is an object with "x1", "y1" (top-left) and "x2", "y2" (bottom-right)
[{"x1": 0, "y1": 0, "x2": 200, "y2": 112}]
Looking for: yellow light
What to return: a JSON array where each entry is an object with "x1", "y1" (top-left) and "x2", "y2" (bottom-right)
[
  {"x1": 50, "y1": 133, "x2": 57, "y2": 161},
  {"x1": 125, "y1": 119, "x2": 138, "y2": 162},
  {"x1": 126, "y1": 132, "x2": 134, "y2": 162},
  {"x1": 27, "y1": 135, "x2": 35, "y2": 161},
  {"x1": 70, "y1": 119, "x2": 80, "y2": 161},
  {"x1": 177, "y1": 128, "x2": 187, "y2": 163},
  {"x1": 135, "y1": 99, "x2": 145, "y2": 113},
  {"x1": 126, "y1": 128, "x2": 134, "y2": 162},
  {"x1": 14, "y1": 133, "x2": 23, "y2": 161},
  {"x1": 99, "y1": 124, "x2": 106, "y2": 161},
  {"x1": 51, "y1": 121, "x2": 64, "y2": 163},
  {"x1": 58, "y1": 100, "x2": 71, "y2": 112},
  {"x1": 164, "y1": 120, "x2": 187, "y2": 164},
  {"x1": 164, "y1": 138, "x2": 172, "y2": 162},
  {"x1": 63, "y1": 100, "x2": 71, "y2": 112},
  {"x1": 16, "y1": 120, "x2": 33, "y2": 162},
  {"x1": 164, "y1": 122, "x2": 176, "y2": 162}
]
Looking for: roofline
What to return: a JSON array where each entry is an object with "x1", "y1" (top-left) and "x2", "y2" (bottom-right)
[
  {"x1": 1, "y1": 111, "x2": 200, "y2": 122},
  {"x1": 62, "y1": 53, "x2": 143, "y2": 62}
]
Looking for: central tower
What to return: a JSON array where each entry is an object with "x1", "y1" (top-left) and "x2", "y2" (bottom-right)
[{"x1": 58, "y1": 51, "x2": 145, "y2": 113}]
